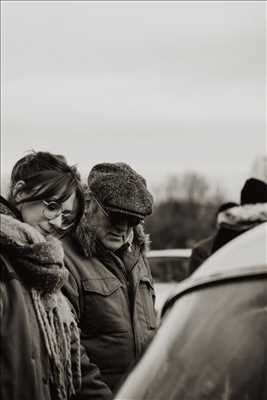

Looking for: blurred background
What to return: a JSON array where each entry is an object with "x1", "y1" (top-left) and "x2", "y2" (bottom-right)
[{"x1": 1, "y1": 0, "x2": 266, "y2": 249}]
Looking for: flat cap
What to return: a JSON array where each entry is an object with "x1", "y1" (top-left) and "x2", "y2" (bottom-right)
[{"x1": 87, "y1": 162, "x2": 153, "y2": 218}]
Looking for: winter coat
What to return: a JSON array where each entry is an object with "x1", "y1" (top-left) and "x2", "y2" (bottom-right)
[
  {"x1": 188, "y1": 234, "x2": 215, "y2": 275},
  {"x1": 0, "y1": 251, "x2": 54, "y2": 400},
  {"x1": 211, "y1": 203, "x2": 267, "y2": 254},
  {"x1": 0, "y1": 196, "x2": 112, "y2": 400},
  {"x1": 63, "y1": 225, "x2": 157, "y2": 394}
]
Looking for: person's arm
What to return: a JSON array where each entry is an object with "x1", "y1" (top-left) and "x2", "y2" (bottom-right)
[
  {"x1": 75, "y1": 345, "x2": 113, "y2": 400},
  {"x1": 188, "y1": 246, "x2": 205, "y2": 275}
]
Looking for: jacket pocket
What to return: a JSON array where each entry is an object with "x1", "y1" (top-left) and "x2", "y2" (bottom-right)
[
  {"x1": 81, "y1": 278, "x2": 129, "y2": 334},
  {"x1": 82, "y1": 277, "x2": 121, "y2": 296},
  {"x1": 139, "y1": 276, "x2": 157, "y2": 330}
]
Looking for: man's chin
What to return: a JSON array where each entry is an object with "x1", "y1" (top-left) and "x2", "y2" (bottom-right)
[{"x1": 103, "y1": 237, "x2": 124, "y2": 251}]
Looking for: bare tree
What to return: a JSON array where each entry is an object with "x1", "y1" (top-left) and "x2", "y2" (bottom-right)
[
  {"x1": 164, "y1": 175, "x2": 180, "y2": 201},
  {"x1": 181, "y1": 172, "x2": 209, "y2": 204}
]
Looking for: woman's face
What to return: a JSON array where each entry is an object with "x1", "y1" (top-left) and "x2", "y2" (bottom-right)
[{"x1": 15, "y1": 190, "x2": 78, "y2": 239}]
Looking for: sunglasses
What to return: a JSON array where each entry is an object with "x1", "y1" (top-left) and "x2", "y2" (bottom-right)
[
  {"x1": 93, "y1": 196, "x2": 143, "y2": 227},
  {"x1": 42, "y1": 200, "x2": 75, "y2": 231}
]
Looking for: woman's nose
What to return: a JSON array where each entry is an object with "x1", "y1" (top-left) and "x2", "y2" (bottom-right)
[{"x1": 49, "y1": 214, "x2": 63, "y2": 228}]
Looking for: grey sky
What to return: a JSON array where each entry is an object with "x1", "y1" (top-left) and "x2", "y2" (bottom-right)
[{"x1": 1, "y1": 0, "x2": 266, "y2": 200}]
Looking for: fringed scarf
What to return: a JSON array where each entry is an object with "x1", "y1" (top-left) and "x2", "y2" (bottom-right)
[{"x1": 0, "y1": 203, "x2": 81, "y2": 400}]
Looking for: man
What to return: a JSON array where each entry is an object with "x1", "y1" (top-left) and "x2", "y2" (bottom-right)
[{"x1": 63, "y1": 162, "x2": 157, "y2": 395}]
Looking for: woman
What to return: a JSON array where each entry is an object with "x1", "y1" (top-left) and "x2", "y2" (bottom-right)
[{"x1": 0, "y1": 151, "x2": 111, "y2": 400}]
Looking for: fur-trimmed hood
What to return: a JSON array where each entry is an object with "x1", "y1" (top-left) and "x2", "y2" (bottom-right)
[
  {"x1": 74, "y1": 214, "x2": 151, "y2": 258},
  {"x1": 217, "y1": 203, "x2": 267, "y2": 231}
]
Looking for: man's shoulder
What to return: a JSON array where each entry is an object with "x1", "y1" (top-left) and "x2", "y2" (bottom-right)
[
  {"x1": 63, "y1": 237, "x2": 119, "y2": 282},
  {"x1": 63, "y1": 236, "x2": 98, "y2": 278}
]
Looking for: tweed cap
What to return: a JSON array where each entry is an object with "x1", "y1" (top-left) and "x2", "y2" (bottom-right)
[
  {"x1": 240, "y1": 178, "x2": 267, "y2": 205},
  {"x1": 87, "y1": 162, "x2": 153, "y2": 218}
]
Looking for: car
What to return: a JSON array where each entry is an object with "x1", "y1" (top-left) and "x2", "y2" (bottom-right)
[
  {"x1": 115, "y1": 222, "x2": 267, "y2": 400},
  {"x1": 147, "y1": 248, "x2": 191, "y2": 316}
]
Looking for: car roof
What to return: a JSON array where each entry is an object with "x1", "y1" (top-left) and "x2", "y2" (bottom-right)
[{"x1": 162, "y1": 222, "x2": 267, "y2": 315}]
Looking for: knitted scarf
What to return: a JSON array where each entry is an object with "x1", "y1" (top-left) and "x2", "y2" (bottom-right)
[{"x1": 0, "y1": 203, "x2": 81, "y2": 400}]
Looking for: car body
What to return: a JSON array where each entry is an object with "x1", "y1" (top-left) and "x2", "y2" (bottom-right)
[
  {"x1": 115, "y1": 222, "x2": 267, "y2": 400},
  {"x1": 147, "y1": 248, "x2": 191, "y2": 314}
]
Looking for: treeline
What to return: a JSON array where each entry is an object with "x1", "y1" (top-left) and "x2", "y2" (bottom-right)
[{"x1": 145, "y1": 172, "x2": 226, "y2": 249}]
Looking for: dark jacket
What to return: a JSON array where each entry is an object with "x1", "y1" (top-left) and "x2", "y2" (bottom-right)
[
  {"x1": 63, "y1": 225, "x2": 157, "y2": 394},
  {"x1": 0, "y1": 253, "x2": 54, "y2": 400},
  {"x1": 0, "y1": 196, "x2": 112, "y2": 400},
  {"x1": 211, "y1": 203, "x2": 267, "y2": 254},
  {"x1": 188, "y1": 234, "x2": 215, "y2": 275}
]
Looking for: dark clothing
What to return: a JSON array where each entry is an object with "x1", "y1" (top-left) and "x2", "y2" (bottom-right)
[
  {"x1": 211, "y1": 226, "x2": 245, "y2": 253},
  {"x1": 0, "y1": 254, "x2": 53, "y2": 400},
  {"x1": 63, "y1": 232, "x2": 157, "y2": 394},
  {"x1": 188, "y1": 234, "x2": 215, "y2": 275},
  {"x1": 211, "y1": 203, "x2": 267, "y2": 255}
]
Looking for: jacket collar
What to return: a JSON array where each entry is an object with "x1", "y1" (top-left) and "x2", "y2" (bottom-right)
[
  {"x1": 74, "y1": 217, "x2": 150, "y2": 259},
  {"x1": 95, "y1": 238, "x2": 142, "y2": 272}
]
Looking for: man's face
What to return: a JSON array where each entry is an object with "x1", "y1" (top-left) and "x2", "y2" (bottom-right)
[{"x1": 90, "y1": 203, "x2": 134, "y2": 251}]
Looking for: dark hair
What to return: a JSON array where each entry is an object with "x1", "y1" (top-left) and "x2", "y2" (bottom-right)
[{"x1": 8, "y1": 151, "x2": 85, "y2": 232}]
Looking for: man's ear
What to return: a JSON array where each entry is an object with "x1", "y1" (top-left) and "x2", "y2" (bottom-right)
[{"x1": 12, "y1": 180, "x2": 26, "y2": 201}]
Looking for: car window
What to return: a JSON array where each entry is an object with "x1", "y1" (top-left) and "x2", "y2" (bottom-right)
[{"x1": 149, "y1": 257, "x2": 189, "y2": 282}]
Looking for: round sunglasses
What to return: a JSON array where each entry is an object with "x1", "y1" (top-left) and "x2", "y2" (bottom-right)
[{"x1": 42, "y1": 200, "x2": 75, "y2": 231}]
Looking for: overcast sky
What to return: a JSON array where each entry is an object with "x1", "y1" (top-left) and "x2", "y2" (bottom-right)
[{"x1": 1, "y1": 1, "x2": 266, "y2": 200}]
